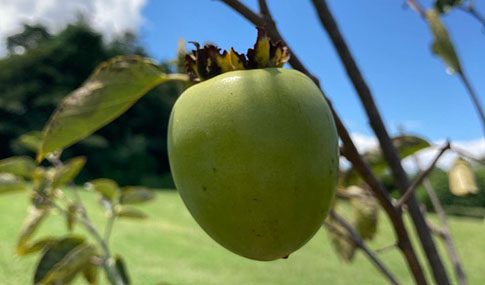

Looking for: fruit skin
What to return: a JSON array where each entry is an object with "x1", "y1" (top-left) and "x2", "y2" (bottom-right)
[{"x1": 168, "y1": 68, "x2": 338, "y2": 261}]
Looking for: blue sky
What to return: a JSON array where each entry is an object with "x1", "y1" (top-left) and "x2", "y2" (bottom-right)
[{"x1": 139, "y1": 0, "x2": 485, "y2": 142}]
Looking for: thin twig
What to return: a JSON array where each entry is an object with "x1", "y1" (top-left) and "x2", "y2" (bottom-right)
[
  {"x1": 329, "y1": 211, "x2": 400, "y2": 285},
  {"x1": 375, "y1": 243, "x2": 398, "y2": 254},
  {"x1": 396, "y1": 142, "x2": 451, "y2": 208}
]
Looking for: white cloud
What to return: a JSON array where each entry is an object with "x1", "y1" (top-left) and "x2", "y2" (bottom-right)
[
  {"x1": 340, "y1": 133, "x2": 484, "y2": 173},
  {"x1": 0, "y1": 0, "x2": 147, "y2": 55}
]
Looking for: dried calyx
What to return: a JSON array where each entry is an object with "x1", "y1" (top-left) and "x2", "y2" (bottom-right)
[{"x1": 186, "y1": 27, "x2": 290, "y2": 82}]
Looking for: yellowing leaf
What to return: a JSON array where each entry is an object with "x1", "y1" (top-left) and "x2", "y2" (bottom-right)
[
  {"x1": 37, "y1": 56, "x2": 189, "y2": 162},
  {"x1": 449, "y1": 157, "x2": 478, "y2": 196},
  {"x1": 426, "y1": 9, "x2": 462, "y2": 74},
  {"x1": 351, "y1": 193, "x2": 379, "y2": 240}
]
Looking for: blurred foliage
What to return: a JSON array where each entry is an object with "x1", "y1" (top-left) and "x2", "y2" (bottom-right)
[{"x1": 0, "y1": 22, "x2": 179, "y2": 188}]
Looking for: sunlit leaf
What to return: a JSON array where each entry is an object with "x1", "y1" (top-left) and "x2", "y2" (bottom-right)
[
  {"x1": 0, "y1": 156, "x2": 36, "y2": 178},
  {"x1": 88, "y1": 178, "x2": 119, "y2": 201},
  {"x1": 426, "y1": 9, "x2": 462, "y2": 74},
  {"x1": 449, "y1": 157, "x2": 478, "y2": 196},
  {"x1": 115, "y1": 255, "x2": 131, "y2": 285},
  {"x1": 17, "y1": 207, "x2": 49, "y2": 255},
  {"x1": 52, "y1": 157, "x2": 86, "y2": 189},
  {"x1": 115, "y1": 206, "x2": 148, "y2": 219},
  {"x1": 119, "y1": 186, "x2": 154, "y2": 205},
  {"x1": 0, "y1": 173, "x2": 28, "y2": 194},
  {"x1": 34, "y1": 236, "x2": 96, "y2": 285},
  {"x1": 18, "y1": 131, "x2": 44, "y2": 152},
  {"x1": 37, "y1": 56, "x2": 189, "y2": 162}
]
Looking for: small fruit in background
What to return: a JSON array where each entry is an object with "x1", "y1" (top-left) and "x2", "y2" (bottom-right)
[{"x1": 448, "y1": 157, "x2": 478, "y2": 196}]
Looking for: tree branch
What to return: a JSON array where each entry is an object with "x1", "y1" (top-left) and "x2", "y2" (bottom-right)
[
  {"x1": 395, "y1": 142, "x2": 450, "y2": 208},
  {"x1": 328, "y1": 211, "x2": 400, "y2": 285},
  {"x1": 310, "y1": 1, "x2": 449, "y2": 283}
]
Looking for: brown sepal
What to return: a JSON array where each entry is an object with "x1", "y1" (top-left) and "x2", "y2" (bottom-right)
[{"x1": 185, "y1": 27, "x2": 290, "y2": 82}]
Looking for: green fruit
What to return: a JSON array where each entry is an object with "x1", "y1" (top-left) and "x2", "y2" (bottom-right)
[{"x1": 168, "y1": 68, "x2": 338, "y2": 261}]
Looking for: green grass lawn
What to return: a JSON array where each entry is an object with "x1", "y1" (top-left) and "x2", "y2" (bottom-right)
[{"x1": 1, "y1": 189, "x2": 484, "y2": 284}]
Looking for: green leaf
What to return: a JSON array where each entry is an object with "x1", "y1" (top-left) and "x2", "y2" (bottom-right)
[
  {"x1": 18, "y1": 131, "x2": 44, "y2": 153},
  {"x1": 82, "y1": 260, "x2": 98, "y2": 285},
  {"x1": 34, "y1": 236, "x2": 96, "y2": 284},
  {"x1": 52, "y1": 157, "x2": 86, "y2": 189},
  {"x1": 115, "y1": 206, "x2": 148, "y2": 219},
  {"x1": 393, "y1": 135, "x2": 431, "y2": 159},
  {"x1": 426, "y1": 9, "x2": 462, "y2": 74},
  {"x1": 435, "y1": 0, "x2": 463, "y2": 13},
  {"x1": 119, "y1": 186, "x2": 154, "y2": 205},
  {"x1": 17, "y1": 207, "x2": 49, "y2": 255},
  {"x1": 37, "y1": 55, "x2": 189, "y2": 162},
  {"x1": 0, "y1": 173, "x2": 28, "y2": 194},
  {"x1": 0, "y1": 156, "x2": 36, "y2": 178},
  {"x1": 17, "y1": 238, "x2": 57, "y2": 256},
  {"x1": 115, "y1": 255, "x2": 131, "y2": 285},
  {"x1": 88, "y1": 178, "x2": 119, "y2": 201}
]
